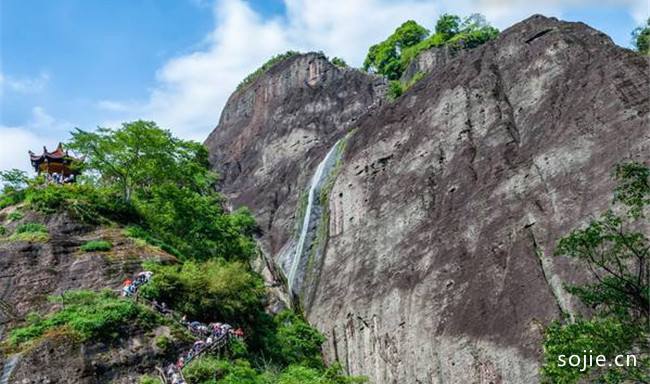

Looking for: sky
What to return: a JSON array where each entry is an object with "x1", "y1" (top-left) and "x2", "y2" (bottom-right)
[{"x1": 0, "y1": 0, "x2": 647, "y2": 173}]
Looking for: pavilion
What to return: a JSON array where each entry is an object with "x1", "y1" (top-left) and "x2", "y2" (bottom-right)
[{"x1": 28, "y1": 143, "x2": 83, "y2": 183}]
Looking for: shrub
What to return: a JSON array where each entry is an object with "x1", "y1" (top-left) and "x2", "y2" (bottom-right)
[
  {"x1": 80, "y1": 240, "x2": 113, "y2": 252},
  {"x1": 123, "y1": 226, "x2": 182, "y2": 258},
  {"x1": 8, "y1": 222, "x2": 49, "y2": 242},
  {"x1": 365, "y1": 14, "x2": 498, "y2": 80},
  {"x1": 15, "y1": 222, "x2": 47, "y2": 234},
  {"x1": 25, "y1": 183, "x2": 137, "y2": 224},
  {"x1": 272, "y1": 310, "x2": 326, "y2": 369},
  {"x1": 387, "y1": 72, "x2": 426, "y2": 101},
  {"x1": 138, "y1": 375, "x2": 162, "y2": 384},
  {"x1": 331, "y1": 57, "x2": 348, "y2": 68},
  {"x1": 154, "y1": 335, "x2": 171, "y2": 353},
  {"x1": 7, "y1": 290, "x2": 159, "y2": 347},
  {"x1": 0, "y1": 225, "x2": 6, "y2": 236},
  {"x1": 237, "y1": 51, "x2": 301, "y2": 91},
  {"x1": 138, "y1": 260, "x2": 265, "y2": 324},
  {"x1": 184, "y1": 357, "x2": 260, "y2": 384},
  {"x1": 7, "y1": 211, "x2": 23, "y2": 222}
]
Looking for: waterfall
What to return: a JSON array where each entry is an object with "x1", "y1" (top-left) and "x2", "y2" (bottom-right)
[{"x1": 287, "y1": 140, "x2": 342, "y2": 293}]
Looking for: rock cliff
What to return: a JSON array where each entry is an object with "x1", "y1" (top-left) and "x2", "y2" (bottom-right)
[
  {"x1": 206, "y1": 15, "x2": 649, "y2": 384},
  {"x1": 0, "y1": 207, "x2": 183, "y2": 383}
]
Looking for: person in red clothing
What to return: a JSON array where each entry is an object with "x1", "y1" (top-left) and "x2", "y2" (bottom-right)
[{"x1": 121, "y1": 279, "x2": 132, "y2": 296}]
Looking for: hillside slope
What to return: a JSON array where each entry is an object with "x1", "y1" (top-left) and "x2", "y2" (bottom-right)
[
  {"x1": 206, "y1": 15, "x2": 649, "y2": 384},
  {"x1": 0, "y1": 207, "x2": 181, "y2": 383}
]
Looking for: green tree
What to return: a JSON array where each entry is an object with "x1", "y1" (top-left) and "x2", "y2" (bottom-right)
[
  {"x1": 435, "y1": 13, "x2": 461, "y2": 38},
  {"x1": 365, "y1": 15, "x2": 497, "y2": 81},
  {"x1": 68, "y1": 120, "x2": 213, "y2": 202},
  {"x1": 363, "y1": 20, "x2": 429, "y2": 79},
  {"x1": 542, "y1": 162, "x2": 650, "y2": 383},
  {"x1": 0, "y1": 169, "x2": 29, "y2": 209},
  {"x1": 632, "y1": 18, "x2": 650, "y2": 55},
  {"x1": 331, "y1": 57, "x2": 348, "y2": 68},
  {"x1": 0, "y1": 169, "x2": 28, "y2": 191}
]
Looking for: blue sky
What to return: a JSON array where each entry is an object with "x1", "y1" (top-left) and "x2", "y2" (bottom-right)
[{"x1": 0, "y1": 0, "x2": 647, "y2": 173}]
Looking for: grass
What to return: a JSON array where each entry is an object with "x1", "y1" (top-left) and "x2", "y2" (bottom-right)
[
  {"x1": 6, "y1": 222, "x2": 49, "y2": 243},
  {"x1": 387, "y1": 71, "x2": 426, "y2": 101},
  {"x1": 122, "y1": 226, "x2": 182, "y2": 258},
  {"x1": 7, "y1": 211, "x2": 23, "y2": 222},
  {"x1": 6, "y1": 290, "x2": 160, "y2": 349},
  {"x1": 80, "y1": 240, "x2": 113, "y2": 252}
]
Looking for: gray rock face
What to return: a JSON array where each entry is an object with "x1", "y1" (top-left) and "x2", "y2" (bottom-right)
[
  {"x1": 400, "y1": 45, "x2": 459, "y2": 83},
  {"x1": 206, "y1": 15, "x2": 649, "y2": 384},
  {"x1": 311, "y1": 16, "x2": 649, "y2": 383},
  {"x1": 204, "y1": 53, "x2": 386, "y2": 259}
]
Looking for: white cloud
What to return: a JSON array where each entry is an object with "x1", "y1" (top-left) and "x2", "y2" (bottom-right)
[
  {"x1": 108, "y1": 0, "x2": 647, "y2": 141},
  {"x1": 0, "y1": 71, "x2": 50, "y2": 95},
  {"x1": 0, "y1": 107, "x2": 72, "y2": 173}
]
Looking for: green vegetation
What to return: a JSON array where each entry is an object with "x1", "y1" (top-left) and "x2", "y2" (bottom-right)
[
  {"x1": 7, "y1": 210, "x2": 23, "y2": 222},
  {"x1": 183, "y1": 356, "x2": 365, "y2": 384},
  {"x1": 632, "y1": 18, "x2": 650, "y2": 55},
  {"x1": 80, "y1": 240, "x2": 113, "y2": 252},
  {"x1": 363, "y1": 20, "x2": 429, "y2": 80},
  {"x1": 6, "y1": 290, "x2": 159, "y2": 348},
  {"x1": 7, "y1": 222, "x2": 49, "y2": 242},
  {"x1": 0, "y1": 169, "x2": 28, "y2": 209},
  {"x1": 139, "y1": 375, "x2": 163, "y2": 384},
  {"x1": 237, "y1": 51, "x2": 300, "y2": 91},
  {"x1": 330, "y1": 57, "x2": 348, "y2": 68},
  {"x1": 138, "y1": 259, "x2": 265, "y2": 325},
  {"x1": 0, "y1": 120, "x2": 362, "y2": 382},
  {"x1": 387, "y1": 71, "x2": 425, "y2": 101},
  {"x1": 364, "y1": 14, "x2": 498, "y2": 80},
  {"x1": 541, "y1": 162, "x2": 650, "y2": 383}
]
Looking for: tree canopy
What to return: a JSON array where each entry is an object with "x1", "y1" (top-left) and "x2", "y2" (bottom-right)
[
  {"x1": 363, "y1": 14, "x2": 498, "y2": 80},
  {"x1": 363, "y1": 20, "x2": 430, "y2": 80}
]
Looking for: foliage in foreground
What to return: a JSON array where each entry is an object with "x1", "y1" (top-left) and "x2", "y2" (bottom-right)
[
  {"x1": 183, "y1": 356, "x2": 366, "y2": 384},
  {"x1": 541, "y1": 162, "x2": 650, "y2": 383},
  {"x1": 363, "y1": 14, "x2": 498, "y2": 80},
  {"x1": 6, "y1": 290, "x2": 159, "y2": 347}
]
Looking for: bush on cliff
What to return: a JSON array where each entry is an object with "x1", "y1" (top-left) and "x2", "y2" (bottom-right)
[
  {"x1": 7, "y1": 289, "x2": 159, "y2": 348},
  {"x1": 364, "y1": 13, "x2": 498, "y2": 80},
  {"x1": 138, "y1": 259, "x2": 265, "y2": 325},
  {"x1": 8, "y1": 222, "x2": 49, "y2": 242}
]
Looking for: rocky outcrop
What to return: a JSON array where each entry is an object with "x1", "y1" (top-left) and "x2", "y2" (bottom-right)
[
  {"x1": 206, "y1": 15, "x2": 649, "y2": 384},
  {"x1": 400, "y1": 45, "x2": 459, "y2": 84},
  {"x1": 0, "y1": 208, "x2": 179, "y2": 383},
  {"x1": 204, "y1": 53, "x2": 386, "y2": 260},
  {"x1": 310, "y1": 15, "x2": 649, "y2": 383}
]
